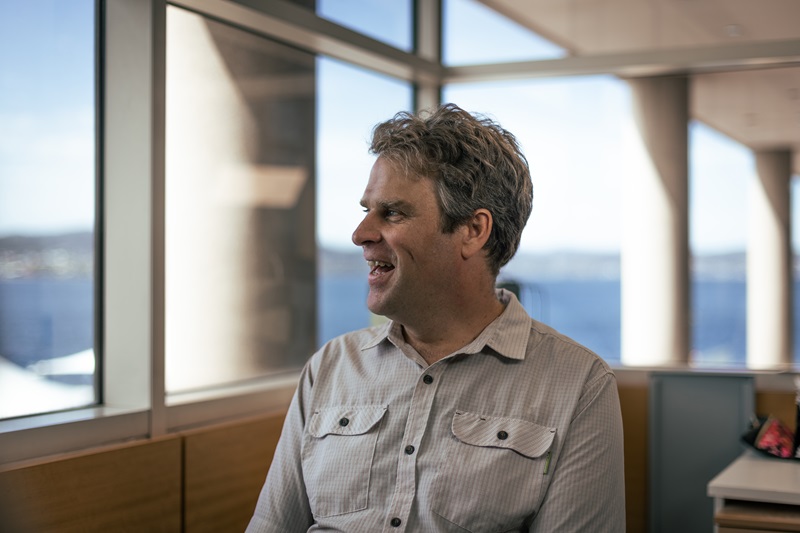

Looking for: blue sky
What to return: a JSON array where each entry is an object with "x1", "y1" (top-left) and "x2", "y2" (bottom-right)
[{"x1": 0, "y1": 0, "x2": 95, "y2": 235}]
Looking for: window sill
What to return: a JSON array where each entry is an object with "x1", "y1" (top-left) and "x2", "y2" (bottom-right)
[
  {"x1": 165, "y1": 371, "x2": 299, "y2": 431},
  {"x1": 0, "y1": 406, "x2": 150, "y2": 467}
]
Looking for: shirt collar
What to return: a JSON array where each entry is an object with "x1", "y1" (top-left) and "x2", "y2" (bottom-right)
[
  {"x1": 359, "y1": 288, "x2": 531, "y2": 361},
  {"x1": 461, "y1": 288, "x2": 530, "y2": 361},
  {"x1": 360, "y1": 320, "x2": 392, "y2": 350}
]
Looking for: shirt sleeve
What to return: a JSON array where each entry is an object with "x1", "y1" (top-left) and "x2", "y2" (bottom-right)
[
  {"x1": 529, "y1": 370, "x2": 626, "y2": 532},
  {"x1": 245, "y1": 367, "x2": 315, "y2": 533}
]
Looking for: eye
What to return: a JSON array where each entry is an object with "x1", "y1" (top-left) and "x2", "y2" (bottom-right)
[{"x1": 384, "y1": 208, "x2": 407, "y2": 221}]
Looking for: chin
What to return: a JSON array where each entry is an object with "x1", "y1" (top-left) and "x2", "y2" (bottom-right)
[
  {"x1": 367, "y1": 300, "x2": 394, "y2": 322},
  {"x1": 366, "y1": 300, "x2": 386, "y2": 317}
]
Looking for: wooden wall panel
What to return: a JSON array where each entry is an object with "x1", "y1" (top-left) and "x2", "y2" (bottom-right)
[
  {"x1": 182, "y1": 411, "x2": 286, "y2": 533},
  {"x1": 756, "y1": 391, "x2": 796, "y2": 431},
  {"x1": 0, "y1": 436, "x2": 181, "y2": 533},
  {"x1": 5, "y1": 382, "x2": 776, "y2": 533},
  {"x1": 619, "y1": 382, "x2": 648, "y2": 533}
]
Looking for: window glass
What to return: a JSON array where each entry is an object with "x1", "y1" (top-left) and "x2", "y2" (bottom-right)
[
  {"x1": 317, "y1": 0, "x2": 412, "y2": 52},
  {"x1": 689, "y1": 122, "x2": 750, "y2": 367},
  {"x1": 443, "y1": 0, "x2": 564, "y2": 66},
  {"x1": 316, "y1": 57, "x2": 412, "y2": 346},
  {"x1": 444, "y1": 76, "x2": 627, "y2": 365},
  {"x1": 165, "y1": 6, "x2": 316, "y2": 394},
  {"x1": 0, "y1": 0, "x2": 97, "y2": 419}
]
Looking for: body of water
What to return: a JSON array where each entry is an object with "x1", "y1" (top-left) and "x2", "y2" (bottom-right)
[
  {"x1": 0, "y1": 278, "x2": 94, "y2": 368},
  {"x1": 321, "y1": 276, "x2": 800, "y2": 368},
  {"x1": 1, "y1": 277, "x2": 797, "y2": 373}
]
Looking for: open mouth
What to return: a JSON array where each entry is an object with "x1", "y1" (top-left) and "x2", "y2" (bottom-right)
[{"x1": 367, "y1": 260, "x2": 395, "y2": 275}]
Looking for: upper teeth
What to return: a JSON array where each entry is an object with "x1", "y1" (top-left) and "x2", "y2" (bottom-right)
[{"x1": 368, "y1": 260, "x2": 391, "y2": 268}]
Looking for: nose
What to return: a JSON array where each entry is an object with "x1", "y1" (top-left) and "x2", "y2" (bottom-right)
[{"x1": 352, "y1": 212, "x2": 380, "y2": 247}]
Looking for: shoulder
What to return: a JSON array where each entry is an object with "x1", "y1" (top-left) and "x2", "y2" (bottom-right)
[
  {"x1": 317, "y1": 324, "x2": 388, "y2": 355},
  {"x1": 526, "y1": 318, "x2": 615, "y2": 383},
  {"x1": 307, "y1": 324, "x2": 389, "y2": 373},
  {"x1": 520, "y1": 320, "x2": 621, "y2": 426}
]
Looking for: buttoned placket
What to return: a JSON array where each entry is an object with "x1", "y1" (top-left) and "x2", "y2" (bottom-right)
[{"x1": 382, "y1": 360, "x2": 447, "y2": 532}]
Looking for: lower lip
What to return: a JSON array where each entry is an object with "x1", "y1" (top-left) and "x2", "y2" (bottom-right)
[{"x1": 368, "y1": 267, "x2": 394, "y2": 285}]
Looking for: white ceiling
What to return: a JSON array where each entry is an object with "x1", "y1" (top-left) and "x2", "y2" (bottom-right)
[{"x1": 480, "y1": 0, "x2": 800, "y2": 173}]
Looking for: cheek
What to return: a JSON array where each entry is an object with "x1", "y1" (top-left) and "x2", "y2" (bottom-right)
[
  {"x1": 423, "y1": 237, "x2": 461, "y2": 269},
  {"x1": 392, "y1": 227, "x2": 458, "y2": 268}
]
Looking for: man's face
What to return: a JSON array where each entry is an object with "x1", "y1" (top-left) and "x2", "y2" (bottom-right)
[{"x1": 352, "y1": 157, "x2": 464, "y2": 322}]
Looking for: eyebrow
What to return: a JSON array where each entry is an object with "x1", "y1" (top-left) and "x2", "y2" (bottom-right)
[{"x1": 360, "y1": 198, "x2": 415, "y2": 213}]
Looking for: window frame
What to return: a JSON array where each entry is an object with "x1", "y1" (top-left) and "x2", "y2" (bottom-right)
[{"x1": 1, "y1": 0, "x2": 159, "y2": 464}]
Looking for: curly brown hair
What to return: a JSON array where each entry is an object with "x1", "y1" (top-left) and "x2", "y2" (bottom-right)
[{"x1": 369, "y1": 103, "x2": 533, "y2": 276}]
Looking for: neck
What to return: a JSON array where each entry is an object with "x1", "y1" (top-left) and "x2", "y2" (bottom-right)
[{"x1": 400, "y1": 288, "x2": 506, "y2": 365}]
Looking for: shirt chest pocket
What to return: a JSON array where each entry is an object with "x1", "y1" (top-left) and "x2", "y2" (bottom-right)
[
  {"x1": 301, "y1": 405, "x2": 388, "y2": 518},
  {"x1": 432, "y1": 411, "x2": 556, "y2": 533}
]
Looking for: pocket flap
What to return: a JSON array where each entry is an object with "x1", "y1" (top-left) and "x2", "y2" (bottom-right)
[
  {"x1": 451, "y1": 411, "x2": 556, "y2": 459},
  {"x1": 308, "y1": 405, "x2": 388, "y2": 438}
]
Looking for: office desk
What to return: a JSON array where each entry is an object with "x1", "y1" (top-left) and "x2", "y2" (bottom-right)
[{"x1": 708, "y1": 450, "x2": 800, "y2": 532}]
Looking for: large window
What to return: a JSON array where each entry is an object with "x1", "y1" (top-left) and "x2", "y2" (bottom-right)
[
  {"x1": 165, "y1": 5, "x2": 316, "y2": 395},
  {"x1": 443, "y1": 0, "x2": 564, "y2": 65},
  {"x1": 0, "y1": 0, "x2": 97, "y2": 419},
  {"x1": 316, "y1": 57, "x2": 413, "y2": 346},
  {"x1": 317, "y1": 0, "x2": 412, "y2": 52},
  {"x1": 1, "y1": 0, "x2": 797, "y2": 469},
  {"x1": 689, "y1": 122, "x2": 751, "y2": 367},
  {"x1": 444, "y1": 76, "x2": 628, "y2": 364},
  {"x1": 442, "y1": 1, "x2": 620, "y2": 364}
]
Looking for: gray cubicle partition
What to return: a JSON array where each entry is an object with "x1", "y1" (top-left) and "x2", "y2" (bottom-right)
[{"x1": 648, "y1": 372, "x2": 754, "y2": 533}]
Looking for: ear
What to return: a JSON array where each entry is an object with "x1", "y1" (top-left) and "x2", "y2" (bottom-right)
[{"x1": 460, "y1": 208, "x2": 493, "y2": 260}]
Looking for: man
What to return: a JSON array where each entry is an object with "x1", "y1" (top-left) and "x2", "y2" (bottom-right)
[{"x1": 246, "y1": 104, "x2": 625, "y2": 532}]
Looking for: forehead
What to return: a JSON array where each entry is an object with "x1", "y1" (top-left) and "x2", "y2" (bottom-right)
[{"x1": 361, "y1": 157, "x2": 437, "y2": 204}]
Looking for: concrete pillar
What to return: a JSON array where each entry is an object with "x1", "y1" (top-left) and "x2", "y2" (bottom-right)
[
  {"x1": 622, "y1": 76, "x2": 690, "y2": 366},
  {"x1": 415, "y1": 0, "x2": 441, "y2": 112},
  {"x1": 164, "y1": 8, "x2": 316, "y2": 393},
  {"x1": 747, "y1": 150, "x2": 793, "y2": 368}
]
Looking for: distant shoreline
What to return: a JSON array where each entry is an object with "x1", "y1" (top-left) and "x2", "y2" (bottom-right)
[{"x1": 0, "y1": 232, "x2": 788, "y2": 282}]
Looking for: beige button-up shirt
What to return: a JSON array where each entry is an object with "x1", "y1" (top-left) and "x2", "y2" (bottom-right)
[{"x1": 247, "y1": 290, "x2": 625, "y2": 532}]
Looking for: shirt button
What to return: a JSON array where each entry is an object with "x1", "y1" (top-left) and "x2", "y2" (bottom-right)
[
  {"x1": 390, "y1": 517, "x2": 402, "y2": 527},
  {"x1": 339, "y1": 417, "x2": 349, "y2": 427},
  {"x1": 404, "y1": 445, "x2": 415, "y2": 455},
  {"x1": 423, "y1": 375, "x2": 433, "y2": 384},
  {"x1": 497, "y1": 430, "x2": 509, "y2": 440}
]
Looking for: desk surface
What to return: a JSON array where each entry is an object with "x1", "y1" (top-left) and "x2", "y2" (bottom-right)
[{"x1": 708, "y1": 450, "x2": 800, "y2": 506}]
